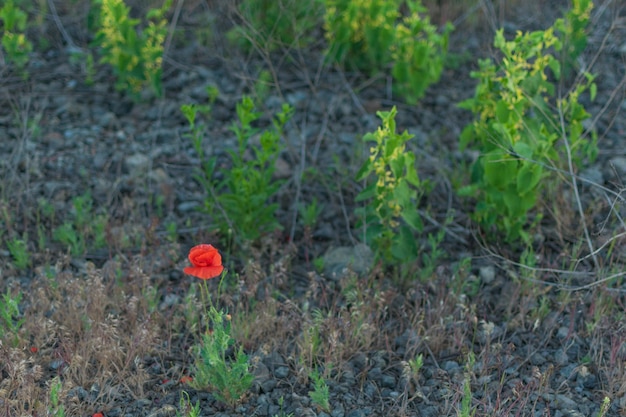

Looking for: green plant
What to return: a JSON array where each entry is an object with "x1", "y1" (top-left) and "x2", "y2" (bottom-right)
[
  {"x1": 595, "y1": 396, "x2": 611, "y2": 417},
  {"x1": 557, "y1": 0, "x2": 594, "y2": 78},
  {"x1": 183, "y1": 96, "x2": 293, "y2": 247},
  {"x1": 408, "y1": 353, "x2": 423, "y2": 380},
  {"x1": 356, "y1": 106, "x2": 425, "y2": 265},
  {"x1": 0, "y1": 0, "x2": 33, "y2": 73},
  {"x1": 176, "y1": 390, "x2": 200, "y2": 417},
  {"x1": 252, "y1": 69, "x2": 273, "y2": 104},
  {"x1": 0, "y1": 288, "x2": 24, "y2": 346},
  {"x1": 324, "y1": 0, "x2": 451, "y2": 102},
  {"x1": 298, "y1": 198, "x2": 323, "y2": 229},
  {"x1": 53, "y1": 223, "x2": 84, "y2": 256},
  {"x1": 301, "y1": 308, "x2": 326, "y2": 367},
  {"x1": 459, "y1": 353, "x2": 475, "y2": 417},
  {"x1": 93, "y1": 0, "x2": 171, "y2": 98},
  {"x1": 51, "y1": 193, "x2": 109, "y2": 255},
  {"x1": 324, "y1": 0, "x2": 399, "y2": 72},
  {"x1": 273, "y1": 396, "x2": 294, "y2": 417},
  {"x1": 166, "y1": 221, "x2": 178, "y2": 243},
  {"x1": 191, "y1": 306, "x2": 254, "y2": 407},
  {"x1": 143, "y1": 285, "x2": 159, "y2": 314},
  {"x1": 7, "y1": 236, "x2": 29, "y2": 270},
  {"x1": 459, "y1": 375, "x2": 474, "y2": 417},
  {"x1": 182, "y1": 245, "x2": 253, "y2": 407},
  {"x1": 228, "y1": 0, "x2": 324, "y2": 52},
  {"x1": 49, "y1": 377, "x2": 65, "y2": 417},
  {"x1": 390, "y1": 2, "x2": 453, "y2": 103},
  {"x1": 419, "y1": 226, "x2": 446, "y2": 281},
  {"x1": 458, "y1": 5, "x2": 597, "y2": 243},
  {"x1": 308, "y1": 366, "x2": 331, "y2": 412}
]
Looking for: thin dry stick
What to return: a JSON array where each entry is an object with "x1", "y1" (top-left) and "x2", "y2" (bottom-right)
[
  {"x1": 601, "y1": 189, "x2": 626, "y2": 231},
  {"x1": 418, "y1": 209, "x2": 468, "y2": 245},
  {"x1": 556, "y1": 95, "x2": 600, "y2": 271},
  {"x1": 484, "y1": 247, "x2": 626, "y2": 292},
  {"x1": 47, "y1": 0, "x2": 77, "y2": 49},
  {"x1": 577, "y1": 231, "x2": 626, "y2": 263},
  {"x1": 163, "y1": 0, "x2": 184, "y2": 58},
  {"x1": 289, "y1": 121, "x2": 307, "y2": 244},
  {"x1": 336, "y1": 177, "x2": 356, "y2": 245}
]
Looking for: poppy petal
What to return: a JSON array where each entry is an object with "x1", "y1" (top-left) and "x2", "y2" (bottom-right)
[
  {"x1": 188, "y1": 244, "x2": 222, "y2": 268},
  {"x1": 183, "y1": 265, "x2": 224, "y2": 280}
]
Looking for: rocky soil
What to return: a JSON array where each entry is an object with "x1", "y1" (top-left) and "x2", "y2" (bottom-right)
[{"x1": 1, "y1": 1, "x2": 626, "y2": 416}]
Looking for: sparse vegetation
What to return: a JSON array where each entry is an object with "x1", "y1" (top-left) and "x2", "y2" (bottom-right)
[{"x1": 0, "y1": 0, "x2": 625, "y2": 416}]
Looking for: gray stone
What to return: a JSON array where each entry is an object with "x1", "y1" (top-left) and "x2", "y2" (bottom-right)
[
  {"x1": 125, "y1": 153, "x2": 151, "y2": 176},
  {"x1": 609, "y1": 157, "x2": 626, "y2": 178},
  {"x1": 479, "y1": 265, "x2": 496, "y2": 283},
  {"x1": 442, "y1": 361, "x2": 459, "y2": 372},
  {"x1": 274, "y1": 366, "x2": 290, "y2": 379},
  {"x1": 322, "y1": 244, "x2": 373, "y2": 280},
  {"x1": 554, "y1": 350, "x2": 569, "y2": 366},
  {"x1": 381, "y1": 374, "x2": 396, "y2": 388},
  {"x1": 346, "y1": 410, "x2": 365, "y2": 417},
  {"x1": 146, "y1": 405, "x2": 176, "y2": 417}
]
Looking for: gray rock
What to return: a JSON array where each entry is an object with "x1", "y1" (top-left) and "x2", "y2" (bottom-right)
[
  {"x1": 380, "y1": 374, "x2": 396, "y2": 388},
  {"x1": 146, "y1": 405, "x2": 176, "y2": 417},
  {"x1": 294, "y1": 407, "x2": 317, "y2": 417},
  {"x1": 274, "y1": 366, "x2": 290, "y2": 379},
  {"x1": 125, "y1": 153, "x2": 151, "y2": 176},
  {"x1": 479, "y1": 265, "x2": 496, "y2": 283},
  {"x1": 331, "y1": 403, "x2": 345, "y2": 417},
  {"x1": 322, "y1": 244, "x2": 373, "y2": 280},
  {"x1": 530, "y1": 352, "x2": 546, "y2": 366},
  {"x1": 554, "y1": 349, "x2": 569, "y2": 366},
  {"x1": 442, "y1": 361, "x2": 459, "y2": 372},
  {"x1": 609, "y1": 156, "x2": 626, "y2": 178},
  {"x1": 554, "y1": 394, "x2": 578, "y2": 409}
]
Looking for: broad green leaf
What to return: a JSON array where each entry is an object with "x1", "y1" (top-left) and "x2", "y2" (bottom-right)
[
  {"x1": 483, "y1": 152, "x2": 517, "y2": 189},
  {"x1": 495, "y1": 100, "x2": 510, "y2": 123},
  {"x1": 512, "y1": 141, "x2": 533, "y2": 160},
  {"x1": 548, "y1": 57, "x2": 561, "y2": 80},
  {"x1": 516, "y1": 162, "x2": 542, "y2": 195},
  {"x1": 456, "y1": 184, "x2": 479, "y2": 197},
  {"x1": 401, "y1": 206, "x2": 423, "y2": 232},
  {"x1": 391, "y1": 225, "x2": 418, "y2": 262},
  {"x1": 355, "y1": 183, "x2": 377, "y2": 202},
  {"x1": 590, "y1": 83, "x2": 597, "y2": 101}
]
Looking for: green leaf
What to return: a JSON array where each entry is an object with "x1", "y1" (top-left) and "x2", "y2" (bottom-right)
[
  {"x1": 391, "y1": 225, "x2": 418, "y2": 262},
  {"x1": 590, "y1": 82, "x2": 597, "y2": 101},
  {"x1": 548, "y1": 57, "x2": 561, "y2": 79},
  {"x1": 512, "y1": 141, "x2": 533, "y2": 160},
  {"x1": 355, "y1": 183, "x2": 377, "y2": 202},
  {"x1": 482, "y1": 151, "x2": 517, "y2": 189},
  {"x1": 401, "y1": 206, "x2": 423, "y2": 232},
  {"x1": 459, "y1": 125, "x2": 475, "y2": 150},
  {"x1": 516, "y1": 162, "x2": 542, "y2": 195},
  {"x1": 456, "y1": 184, "x2": 479, "y2": 197},
  {"x1": 495, "y1": 100, "x2": 510, "y2": 123}
]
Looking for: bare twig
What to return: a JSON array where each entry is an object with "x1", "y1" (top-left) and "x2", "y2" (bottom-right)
[
  {"x1": 163, "y1": 0, "x2": 184, "y2": 59},
  {"x1": 47, "y1": 0, "x2": 77, "y2": 49}
]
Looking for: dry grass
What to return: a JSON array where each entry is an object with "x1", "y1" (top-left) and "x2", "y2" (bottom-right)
[{"x1": 1, "y1": 0, "x2": 626, "y2": 416}]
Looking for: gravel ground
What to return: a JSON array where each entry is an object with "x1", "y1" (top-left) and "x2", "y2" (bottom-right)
[{"x1": 1, "y1": 1, "x2": 626, "y2": 416}]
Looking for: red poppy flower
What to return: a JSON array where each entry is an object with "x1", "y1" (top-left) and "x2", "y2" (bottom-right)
[{"x1": 183, "y1": 244, "x2": 224, "y2": 280}]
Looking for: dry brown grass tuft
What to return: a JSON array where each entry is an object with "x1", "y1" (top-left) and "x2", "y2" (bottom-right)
[{"x1": 0, "y1": 258, "x2": 169, "y2": 415}]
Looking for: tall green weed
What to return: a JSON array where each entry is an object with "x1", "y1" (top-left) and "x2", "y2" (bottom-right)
[{"x1": 458, "y1": 0, "x2": 597, "y2": 242}]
